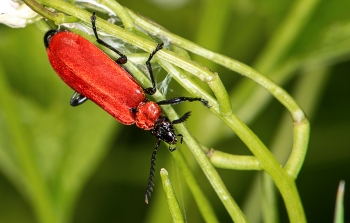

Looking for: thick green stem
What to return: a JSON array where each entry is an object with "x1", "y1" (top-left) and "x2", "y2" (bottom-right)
[
  {"x1": 95, "y1": 0, "x2": 135, "y2": 30},
  {"x1": 207, "y1": 149, "x2": 262, "y2": 171}
]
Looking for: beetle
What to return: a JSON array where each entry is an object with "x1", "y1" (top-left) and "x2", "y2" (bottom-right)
[{"x1": 44, "y1": 12, "x2": 209, "y2": 203}]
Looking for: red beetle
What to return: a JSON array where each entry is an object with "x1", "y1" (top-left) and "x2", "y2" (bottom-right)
[{"x1": 44, "y1": 12, "x2": 209, "y2": 203}]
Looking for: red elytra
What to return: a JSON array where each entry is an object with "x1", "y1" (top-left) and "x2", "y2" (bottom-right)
[
  {"x1": 44, "y1": 12, "x2": 209, "y2": 204},
  {"x1": 45, "y1": 31, "x2": 161, "y2": 130}
]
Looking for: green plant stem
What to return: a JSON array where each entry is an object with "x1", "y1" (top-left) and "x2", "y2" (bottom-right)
[
  {"x1": 23, "y1": 0, "x2": 80, "y2": 24},
  {"x1": 220, "y1": 62, "x2": 309, "y2": 179},
  {"x1": 223, "y1": 114, "x2": 306, "y2": 223},
  {"x1": 244, "y1": 66, "x2": 329, "y2": 222},
  {"x1": 22, "y1": 0, "x2": 60, "y2": 21},
  {"x1": 172, "y1": 122, "x2": 248, "y2": 222},
  {"x1": 229, "y1": 0, "x2": 320, "y2": 131},
  {"x1": 95, "y1": 0, "x2": 135, "y2": 30},
  {"x1": 160, "y1": 169, "x2": 185, "y2": 223},
  {"x1": 172, "y1": 151, "x2": 220, "y2": 223},
  {"x1": 334, "y1": 180, "x2": 345, "y2": 223},
  {"x1": 207, "y1": 149, "x2": 262, "y2": 171},
  {"x1": 0, "y1": 63, "x2": 57, "y2": 223}
]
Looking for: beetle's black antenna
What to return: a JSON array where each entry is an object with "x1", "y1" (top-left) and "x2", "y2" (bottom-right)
[
  {"x1": 145, "y1": 140, "x2": 161, "y2": 204},
  {"x1": 172, "y1": 111, "x2": 192, "y2": 124}
]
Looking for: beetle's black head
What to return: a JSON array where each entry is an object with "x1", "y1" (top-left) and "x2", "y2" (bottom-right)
[
  {"x1": 150, "y1": 116, "x2": 178, "y2": 145},
  {"x1": 44, "y1": 30, "x2": 59, "y2": 48}
]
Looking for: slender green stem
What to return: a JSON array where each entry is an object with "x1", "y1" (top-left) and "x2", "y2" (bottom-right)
[
  {"x1": 225, "y1": 62, "x2": 310, "y2": 179},
  {"x1": 95, "y1": 0, "x2": 135, "y2": 30},
  {"x1": 22, "y1": 0, "x2": 60, "y2": 21},
  {"x1": 160, "y1": 169, "x2": 185, "y2": 223},
  {"x1": 283, "y1": 66, "x2": 328, "y2": 176},
  {"x1": 172, "y1": 122, "x2": 248, "y2": 222},
  {"x1": 334, "y1": 180, "x2": 345, "y2": 223},
  {"x1": 243, "y1": 0, "x2": 320, "y2": 179},
  {"x1": 172, "y1": 151, "x2": 220, "y2": 223},
  {"x1": 207, "y1": 149, "x2": 262, "y2": 171},
  {"x1": 244, "y1": 66, "x2": 329, "y2": 222},
  {"x1": 23, "y1": 0, "x2": 79, "y2": 24},
  {"x1": 223, "y1": 114, "x2": 306, "y2": 223}
]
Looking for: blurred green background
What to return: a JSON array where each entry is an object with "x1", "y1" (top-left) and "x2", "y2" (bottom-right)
[{"x1": 1, "y1": 0, "x2": 350, "y2": 222}]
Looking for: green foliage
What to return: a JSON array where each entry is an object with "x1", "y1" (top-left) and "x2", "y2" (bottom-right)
[{"x1": 0, "y1": 0, "x2": 349, "y2": 222}]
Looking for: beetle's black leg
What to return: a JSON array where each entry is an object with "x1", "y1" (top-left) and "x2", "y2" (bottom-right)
[
  {"x1": 145, "y1": 140, "x2": 161, "y2": 204},
  {"x1": 177, "y1": 134, "x2": 184, "y2": 144},
  {"x1": 70, "y1": 92, "x2": 88, "y2": 106},
  {"x1": 143, "y1": 43, "x2": 164, "y2": 95},
  {"x1": 157, "y1": 97, "x2": 210, "y2": 108},
  {"x1": 91, "y1": 12, "x2": 127, "y2": 64},
  {"x1": 169, "y1": 146, "x2": 177, "y2": 152}
]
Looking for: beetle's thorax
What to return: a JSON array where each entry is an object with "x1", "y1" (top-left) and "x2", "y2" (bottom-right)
[{"x1": 135, "y1": 100, "x2": 162, "y2": 130}]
